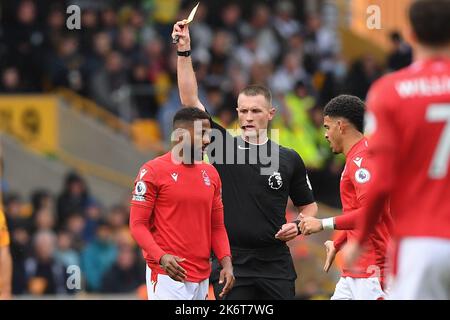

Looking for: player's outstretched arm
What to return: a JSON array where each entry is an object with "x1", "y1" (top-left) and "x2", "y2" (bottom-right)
[{"x1": 172, "y1": 21, "x2": 206, "y2": 111}]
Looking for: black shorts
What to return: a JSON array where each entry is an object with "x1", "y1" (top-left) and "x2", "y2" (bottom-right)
[
  {"x1": 210, "y1": 244, "x2": 297, "y2": 300},
  {"x1": 212, "y1": 277, "x2": 295, "y2": 300}
]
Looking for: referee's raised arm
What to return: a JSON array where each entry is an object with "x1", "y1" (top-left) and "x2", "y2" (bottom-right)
[{"x1": 172, "y1": 21, "x2": 206, "y2": 112}]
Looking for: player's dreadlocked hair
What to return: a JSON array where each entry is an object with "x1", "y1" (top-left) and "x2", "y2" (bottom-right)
[
  {"x1": 173, "y1": 107, "x2": 210, "y2": 128},
  {"x1": 409, "y1": 0, "x2": 450, "y2": 47},
  {"x1": 324, "y1": 95, "x2": 366, "y2": 133}
]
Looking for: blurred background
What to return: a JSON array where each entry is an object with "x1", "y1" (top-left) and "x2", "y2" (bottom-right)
[{"x1": 0, "y1": 0, "x2": 413, "y2": 299}]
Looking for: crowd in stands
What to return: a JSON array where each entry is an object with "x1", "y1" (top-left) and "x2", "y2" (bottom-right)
[{"x1": 2, "y1": 172, "x2": 145, "y2": 295}]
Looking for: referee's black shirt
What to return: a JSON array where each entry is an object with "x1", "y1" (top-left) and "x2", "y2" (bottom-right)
[{"x1": 207, "y1": 119, "x2": 315, "y2": 280}]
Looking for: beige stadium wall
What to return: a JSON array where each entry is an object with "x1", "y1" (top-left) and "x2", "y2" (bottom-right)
[{"x1": 349, "y1": 0, "x2": 413, "y2": 50}]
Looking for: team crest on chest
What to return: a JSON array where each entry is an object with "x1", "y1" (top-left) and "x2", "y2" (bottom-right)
[
  {"x1": 201, "y1": 170, "x2": 211, "y2": 186},
  {"x1": 268, "y1": 172, "x2": 283, "y2": 190}
]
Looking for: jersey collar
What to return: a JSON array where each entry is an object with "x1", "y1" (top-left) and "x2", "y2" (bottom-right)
[{"x1": 347, "y1": 137, "x2": 368, "y2": 159}]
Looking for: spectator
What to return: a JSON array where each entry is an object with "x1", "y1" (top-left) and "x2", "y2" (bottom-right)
[
  {"x1": 46, "y1": 36, "x2": 87, "y2": 94},
  {"x1": 64, "y1": 213, "x2": 86, "y2": 252},
  {"x1": 100, "y1": 246, "x2": 143, "y2": 293},
  {"x1": 80, "y1": 220, "x2": 117, "y2": 292},
  {"x1": 31, "y1": 190, "x2": 53, "y2": 217},
  {"x1": 273, "y1": 1, "x2": 302, "y2": 41},
  {"x1": 56, "y1": 172, "x2": 92, "y2": 229},
  {"x1": 24, "y1": 231, "x2": 67, "y2": 295},
  {"x1": 33, "y1": 208, "x2": 56, "y2": 233},
  {"x1": 116, "y1": 26, "x2": 140, "y2": 69},
  {"x1": 54, "y1": 230, "x2": 80, "y2": 268},
  {"x1": 270, "y1": 52, "x2": 308, "y2": 94},
  {"x1": 90, "y1": 51, "x2": 131, "y2": 121},
  {"x1": 129, "y1": 62, "x2": 159, "y2": 119},
  {"x1": 218, "y1": 3, "x2": 244, "y2": 46},
  {"x1": 0, "y1": 67, "x2": 25, "y2": 93},
  {"x1": 85, "y1": 31, "x2": 113, "y2": 75},
  {"x1": 82, "y1": 202, "x2": 103, "y2": 243},
  {"x1": 4, "y1": 0, "x2": 44, "y2": 90},
  {"x1": 387, "y1": 31, "x2": 413, "y2": 71},
  {"x1": 345, "y1": 54, "x2": 382, "y2": 100}
]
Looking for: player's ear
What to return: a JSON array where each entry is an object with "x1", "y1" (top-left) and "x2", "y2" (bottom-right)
[{"x1": 337, "y1": 119, "x2": 345, "y2": 134}]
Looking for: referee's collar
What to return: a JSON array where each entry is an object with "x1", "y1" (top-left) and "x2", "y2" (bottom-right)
[{"x1": 239, "y1": 135, "x2": 269, "y2": 146}]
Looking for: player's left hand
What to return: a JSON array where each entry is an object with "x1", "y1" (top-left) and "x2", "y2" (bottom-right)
[
  {"x1": 323, "y1": 240, "x2": 336, "y2": 272},
  {"x1": 342, "y1": 240, "x2": 362, "y2": 268},
  {"x1": 218, "y1": 266, "x2": 235, "y2": 298},
  {"x1": 275, "y1": 223, "x2": 298, "y2": 242},
  {"x1": 300, "y1": 216, "x2": 323, "y2": 235}
]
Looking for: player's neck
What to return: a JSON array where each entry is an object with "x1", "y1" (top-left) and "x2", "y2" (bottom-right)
[
  {"x1": 170, "y1": 149, "x2": 201, "y2": 165},
  {"x1": 414, "y1": 44, "x2": 450, "y2": 62},
  {"x1": 343, "y1": 133, "x2": 365, "y2": 157}
]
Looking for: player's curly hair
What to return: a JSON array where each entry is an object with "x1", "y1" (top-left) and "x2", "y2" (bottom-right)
[
  {"x1": 324, "y1": 95, "x2": 366, "y2": 133},
  {"x1": 173, "y1": 107, "x2": 210, "y2": 128}
]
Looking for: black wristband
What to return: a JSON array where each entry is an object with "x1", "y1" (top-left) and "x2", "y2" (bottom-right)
[
  {"x1": 292, "y1": 219, "x2": 301, "y2": 235},
  {"x1": 177, "y1": 50, "x2": 191, "y2": 57}
]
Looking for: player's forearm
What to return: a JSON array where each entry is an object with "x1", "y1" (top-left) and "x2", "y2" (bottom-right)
[
  {"x1": 129, "y1": 205, "x2": 166, "y2": 263},
  {"x1": 332, "y1": 207, "x2": 365, "y2": 230},
  {"x1": 211, "y1": 208, "x2": 231, "y2": 261},
  {"x1": 219, "y1": 256, "x2": 232, "y2": 270},
  {"x1": 0, "y1": 246, "x2": 12, "y2": 297}
]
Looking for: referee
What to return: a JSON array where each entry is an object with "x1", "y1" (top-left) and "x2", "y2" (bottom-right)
[{"x1": 172, "y1": 21, "x2": 318, "y2": 300}]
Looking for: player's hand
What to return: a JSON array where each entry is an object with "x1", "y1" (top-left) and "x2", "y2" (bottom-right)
[
  {"x1": 342, "y1": 241, "x2": 362, "y2": 269},
  {"x1": 172, "y1": 20, "x2": 191, "y2": 51},
  {"x1": 0, "y1": 292, "x2": 12, "y2": 300},
  {"x1": 300, "y1": 216, "x2": 323, "y2": 235},
  {"x1": 218, "y1": 266, "x2": 235, "y2": 298},
  {"x1": 160, "y1": 254, "x2": 187, "y2": 282},
  {"x1": 275, "y1": 223, "x2": 298, "y2": 242},
  {"x1": 323, "y1": 240, "x2": 336, "y2": 272}
]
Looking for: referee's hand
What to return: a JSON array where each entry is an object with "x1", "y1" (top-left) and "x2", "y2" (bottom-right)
[
  {"x1": 160, "y1": 254, "x2": 187, "y2": 282},
  {"x1": 275, "y1": 223, "x2": 298, "y2": 242},
  {"x1": 172, "y1": 20, "x2": 191, "y2": 50}
]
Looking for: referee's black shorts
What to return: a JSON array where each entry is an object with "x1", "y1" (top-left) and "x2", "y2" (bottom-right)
[
  {"x1": 210, "y1": 245, "x2": 297, "y2": 300},
  {"x1": 212, "y1": 277, "x2": 295, "y2": 300}
]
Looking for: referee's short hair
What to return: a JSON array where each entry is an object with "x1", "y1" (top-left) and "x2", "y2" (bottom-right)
[
  {"x1": 409, "y1": 0, "x2": 450, "y2": 47},
  {"x1": 324, "y1": 95, "x2": 366, "y2": 133},
  {"x1": 173, "y1": 107, "x2": 210, "y2": 128},
  {"x1": 239, "y1": 84, "x2": 272, "y2": 106}
]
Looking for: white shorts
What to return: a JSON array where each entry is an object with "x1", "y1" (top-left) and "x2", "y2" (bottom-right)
[
  {"x1": 388, "y1": 237, "x2": 450, "y2": 300},
  {"x1": 146, "y1": 265, "x2": 209, "y2": 300},
  {"x1": 331, "y1": 277, "x2": 386, "y2": 300}
]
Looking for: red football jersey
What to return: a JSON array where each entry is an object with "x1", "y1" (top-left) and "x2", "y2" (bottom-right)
[
  {"x1": 334, "y1": 138, "x2": 391, "y2": 282},
  {"x1": 359, "y1": 58, "x2": 450, "y2": 242},
  {"x1": 129, "y1": 152, "x2": 231, "y2": 282}
]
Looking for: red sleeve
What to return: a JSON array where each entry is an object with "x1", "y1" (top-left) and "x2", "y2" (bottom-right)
[
  {"x1": 335, "y1": 154, "x2": 372, "y2": 230},
  {"x1": 357, "y1": 79, "x2": 398, "y2": 243},
  {"x1": 210, "y1": 176, "x2": 231, "y2": 261},
  {"x1": 129, "y1": 165, "x2": 166, "y2": 263},
  {"x1": 333, "y1": 231, "x2": 347, "y2": 252},
  {"x1": 334, "y1": 207, "x2": 364, "y2": 230}
]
